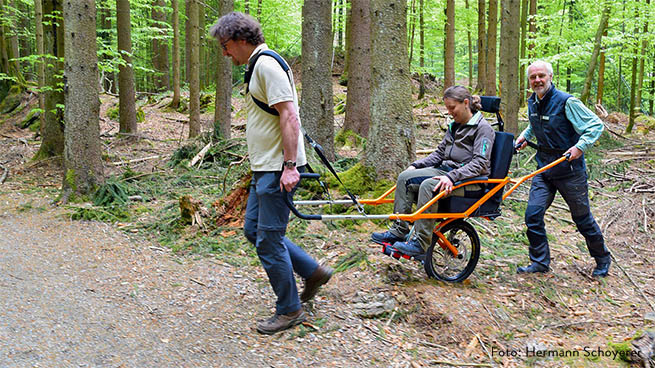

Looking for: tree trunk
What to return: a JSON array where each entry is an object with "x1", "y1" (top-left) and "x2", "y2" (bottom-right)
[
  {"x1": 476, "y1": 0, "x2": 486, "y2": 93},
  {"x1": 243, "y1": 0, "x2": 249, "y2": 14},
  {"x1": 596, "y1": 28, "x2": 607, "y2": 105},
  {"x1": 171, "y1": 0, "x2": 181, "y2": 108},
  {"x1": 35, "y1": 0, "x2": 65, "y2": 160},
  {"x1": 342, "y1": 0, "x2": 351, "y2": 81},
  {"x1": 407, "y1": 0, "x2": 416, "y2": 67},
  {"x1": 337, "y1": 0, "x2": 344, "y2": 53},
  {"x1": 187, "y1": 0, "x2": 201, "y2": 138},
  {"x1": 443, "y1": 0, "x2": 455, "y2": 91},
  {"x1": 465, "y1": 0, "x2": 473, "y2": 88},
  {"x1": 485, "y1": 0, "x2": 497, "y2": 95},
  {"x1": 62, "y1": 0, "x2": 104, "y2": 199},
  {"x1": 185, "y1": 0, "x2": 191, "y2": 83},
  {"x1": 343, "y1": 0, "x2": 371, "y2": 138},
  {"x1": 256, "y1": 0, "x2": 262, "y2": 20},
  {"x1": 527, "y1": 0, "x2": 536, "y2": 56},
  {"x1": 418, "y1": 0, "x2": 425, "y2": 99},
  {"x1": 519, "y1": 0, "x2": 528, "y2": 106},
  {"x1": 580, "y1": 2, "x2": 610, "y2": 106},
  {"x1": 99, "y1": 1, "x2": 115, "y2": 93},
  {"x1": 0, "y1": 0, "x2": 24, "y2": 85},
  {"x1": 214, "y1": 0, "x2": 233, "y2": 139},
  {"x1": 626, "y1": 3, "x2": 639, "y2": 134},
  {"x1": 198, "y1": 2, "x2": 205, "y2": 91},
  {"x1": 635, "y1": 0, "x2": 649, "y2": 112},
  {"x1": 152, "y1": 0, "x2": 170, "y2": 91},
  {"x1": 35, "y1": 0, "x2": 45, "y2": 128},
  {"x1": 365, "y1": 0, "x2": 414, "y2": 179},
  {"x1": 116, "y1": 0, "x2": 137, "y2": 134},
  {"x1": 301, "y1": 0, "x2": 335, "y2": 160},
  {"x1": 499, "y1": 0, "x2": 519, "y2": 135}
]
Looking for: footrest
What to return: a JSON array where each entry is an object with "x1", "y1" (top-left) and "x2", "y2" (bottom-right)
[{"x1": 373, "y1": 240, "x2": 425, "y2": 263}]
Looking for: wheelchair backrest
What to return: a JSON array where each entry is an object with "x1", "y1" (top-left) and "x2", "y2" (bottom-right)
[{"x1": 489, "y1": 131, "x2": 514, "y2": 179}]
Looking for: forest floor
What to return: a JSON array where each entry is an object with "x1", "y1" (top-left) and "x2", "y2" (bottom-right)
[{"x1": 1, "y1": 82, "x2": 655, "y2": 367}]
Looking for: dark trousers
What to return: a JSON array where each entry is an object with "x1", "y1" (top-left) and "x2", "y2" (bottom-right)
[
  {"x1": 525, "y1": 170, "x2": 609, "y2": 267},
  {"x1": 243, "y1": 168, "x2": 318, "y2": 315}
]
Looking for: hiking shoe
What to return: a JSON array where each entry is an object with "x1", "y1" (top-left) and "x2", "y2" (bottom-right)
[
  {"x1": 592, "y1": 258, "x2": 611, "y2": 277},
  {"x1": 300, "y1": 265, "x2": 333, "y2": 303},
  {"x1": 256, "y1": 309, "x2": 306, "y2": 335},
  {"x1": 371, "y1": 231, "x2": 403, "y2": 244},
  {"x1": 392, "y1": 239, "x2": 425, "y2": 257},
  {"x1": 516, "y1": 262, "x2": 549, "y2": 274}
]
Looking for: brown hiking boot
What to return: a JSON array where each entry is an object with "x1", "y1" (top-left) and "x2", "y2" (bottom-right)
[
  {"x1": 300, "y1": 265, "x2": 333, "y2": 303},
  {"x1": 256, "y1": 308, "x2": 306, "y2": 335}
]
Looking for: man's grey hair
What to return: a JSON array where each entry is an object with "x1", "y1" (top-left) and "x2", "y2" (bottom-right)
[
  {"x1": 527, "y1": 60, "x2": 554, "y2": 77},
  {"x1": 209, "y1": 11, "x2": 264, "y2": 45}
]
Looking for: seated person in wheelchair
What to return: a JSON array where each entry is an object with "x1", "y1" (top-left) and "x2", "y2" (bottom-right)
[{"x1": 371, "y1": 85, "x2": 495, "y2": 256}]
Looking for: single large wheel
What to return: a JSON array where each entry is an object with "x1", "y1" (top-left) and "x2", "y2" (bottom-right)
[{"x1": 424, "y1": 220, "x2": 480, "y2": 282}]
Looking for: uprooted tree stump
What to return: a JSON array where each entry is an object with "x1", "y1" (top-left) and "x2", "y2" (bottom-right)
[
  {"x1": 214, "y1": 173, "x2": 251, "y2": 228},
  {"x1": 179, "y1": 195, "x2": 208, "y2": 227}
]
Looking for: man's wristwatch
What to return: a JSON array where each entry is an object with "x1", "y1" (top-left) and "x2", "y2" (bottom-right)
[{"x1": 283, "y1": 160, "x2": 296, "y2": 169}]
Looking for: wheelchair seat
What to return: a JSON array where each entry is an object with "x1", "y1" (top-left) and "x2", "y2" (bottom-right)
[{"x1": 438, "y1": 96, "x2": 514, "y2": 219}]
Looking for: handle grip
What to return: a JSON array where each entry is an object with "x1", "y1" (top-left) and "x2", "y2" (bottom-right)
[{"x1": 283, "y1": 172, "x2": 323, "y2": 220}]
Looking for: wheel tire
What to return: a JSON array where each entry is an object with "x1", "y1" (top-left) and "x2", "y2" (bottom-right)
[{"x1": 424, "y1": 220, "x2": 480, "y2": 282}]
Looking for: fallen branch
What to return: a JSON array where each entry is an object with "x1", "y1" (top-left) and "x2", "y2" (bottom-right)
[
  {"x1": 110, "y1": 155, "x2": 162, "y2": 166},
  {"x1": 190, "y1": 278, "x2": 207, "y2": 287},
  {"x1": 428, "y1": 360, "x2": 491, "y2": 367},
  {"x1": 189, "y1": 142, "x2": 212, "y2": 168}
]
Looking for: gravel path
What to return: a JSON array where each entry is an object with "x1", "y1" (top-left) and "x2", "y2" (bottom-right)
[{"x1": 0, "y1": 192, "x2": 423, "y2": 368}]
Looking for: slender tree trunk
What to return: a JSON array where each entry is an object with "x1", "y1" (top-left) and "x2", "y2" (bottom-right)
[
  {"x1": 366, "y1": 0, "x2": 414, "y2": 178},
  {"x1": 337, "y1": 0, "x2": 344, "y2": 53},
  {"x1": 301, "y1": 0, "x2": 335, "y2": 160},
  {"x1": 636, "y1": 0, "x2": 649, "y2": 112},
  {"x1": 7, "y1": 0, "x2": 21, "y2": 79},
  {"x1": 580, "y1": 2, "x2": 610, "y2": 105},
  {"x1": 499, "y1": 0, "x2": 519, "y2": 134},
  {"x1": 342, "y1": 0, "x2": 351, "y2": 80},
  {"x1": 171, "y1": 0, "x2": 181, "y2": 108},
  {"x1": 198, "y1": 2, "x2": 205, "y2": 91},
  {"x1": 35, "y1": 0, "x2": 45, "y2": 128},
  {"x1": 214, "y1": 0, "x2": 233, "y2": 139},
  {"x1": 527, "y1": 0, "x2": 536, "y2": 57},
  {"x1": 626, "y1": 3, "x2": 640, "y2": 133},
  {"x1": 187, "y1": 0, "x2": 200, "y2": 138},
  {"x1": 418, "y1": 0, "x2": 425, "y2": 99},
  {"x1": 62, "y1": 0, "x2": 104, "y2": 200},
  {"x1": 256, "y1": 0, "x2": 262, "y2": 20},
  {"x1": 485, "y1": 0, "x2": 497, "y2": 95},
  {"x1": 116, "y1": 0, "x2": 137, "y2": 134},
  {"x1": 408, "y1": 0, "x2": 416, "y2": 67},
  {"x1": 343, "y1": 0, "x2": 371, "y2": 137},
  {"x1": 650, "y1": 52, "x2": 654, "y2": 115},
  {"x1": 243, "y1": 0, "x2": 249, "y2": 14},
  {"x1": 443, "y1": 0, "x2": 454, "y2": 91},
  {"x1": 519, "y1": 0, "x2": 528, "y2": 106},
  {"x1": 596, "y1": 28, "x2": 607, "y2": 105},
  {"x1": 0, "y1": 0, "x2": 24, "y2": 85},
  {"x1": 152, "y1": 0, "x2": 170, "y2": 91},
  {"x1": 35, "y1": 0, "x2": 64, "y2": 160},
  {"x1": 476, "y1": 0, "x2": 486, "y2": 93},
  {"x1": 465, "y1": 0, "x2": 473, "y2": 88},
  {"x1": 99, "y1": 1, "x2": 115, "y2": 93},
  {"x1": 185, "y1": 0, "x2": 191, "y2": 83}
]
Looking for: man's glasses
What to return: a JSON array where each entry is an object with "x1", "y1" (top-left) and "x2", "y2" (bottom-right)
[{"x1": 220, "y1": 38, "x2": 230, "y2": 51}]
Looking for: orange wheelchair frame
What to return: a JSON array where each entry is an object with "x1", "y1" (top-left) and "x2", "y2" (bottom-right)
[{"x1": 285, "y1": 154, "x2": 569, "y2": 282}]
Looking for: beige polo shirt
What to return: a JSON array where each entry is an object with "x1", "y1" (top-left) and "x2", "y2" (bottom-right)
[{"x1": 245, "y1": 44, "x2": 307, "y2": 172}]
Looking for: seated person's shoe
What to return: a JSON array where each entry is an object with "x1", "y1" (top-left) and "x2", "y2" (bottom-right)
[
  {"x1": 256, "y1": 309, "x2": 306, "y2": 335},
  {"x1": 300, "y1": 265, "x2": 333, "y2": 303},
  {"x1": 592, "y1": 258, "x2": 611, "y2": 277},
  {"x1": 392, "y1": 239, "x2": 425, "y2": 256},
  {"x1": 371, "y1": 230, "x2": 403, "y2": 244},
  {"x1": 516, "y1": 262, "x2": 549, "y2": 274}
]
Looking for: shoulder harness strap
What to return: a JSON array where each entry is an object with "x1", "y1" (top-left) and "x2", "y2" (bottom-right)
[{"x1": 244, "y1": 50, "x2": 291, "y2": 116}]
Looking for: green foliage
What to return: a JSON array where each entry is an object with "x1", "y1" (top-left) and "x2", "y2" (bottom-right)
[
  {"x1": 107, "y1": 106, "x2": 119, "y2": 121},
  {"x1": 333, "y1": 247, "x2": 369, "y2": 273},
  {"x1": 92, "y1": 180, "x2": 129, "y2": 207}
]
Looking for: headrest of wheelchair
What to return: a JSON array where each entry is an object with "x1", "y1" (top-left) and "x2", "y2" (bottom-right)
[{"x1": 479, "y1": 96, "x2": 501, "y2": 113}]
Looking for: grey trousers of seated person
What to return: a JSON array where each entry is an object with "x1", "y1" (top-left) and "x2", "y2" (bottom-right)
[{"x1": 389, "y1": 167, "x2": 474, "y2": 251}]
